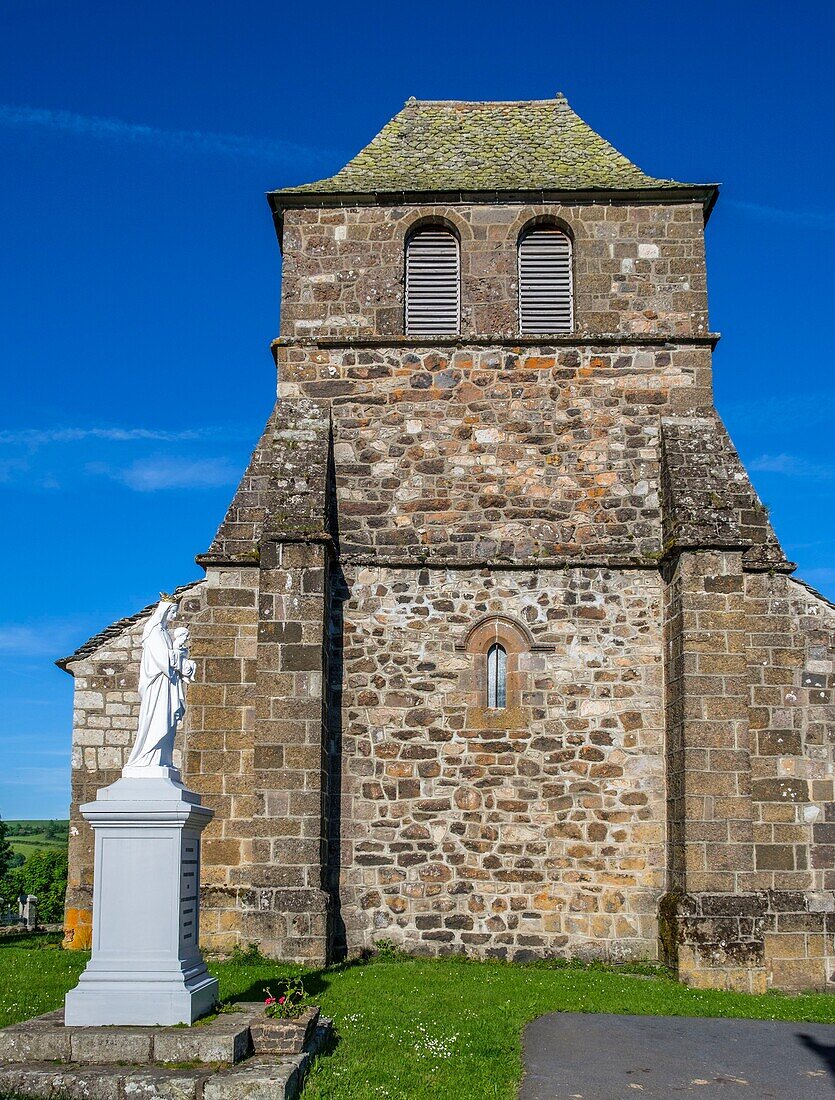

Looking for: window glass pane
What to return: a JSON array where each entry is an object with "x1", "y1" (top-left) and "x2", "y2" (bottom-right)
[{"x1": 487, "y1": 643, "x2": 507, "y2": 709}]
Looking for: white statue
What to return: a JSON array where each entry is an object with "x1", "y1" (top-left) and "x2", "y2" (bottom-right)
[{"x1": 124, "y1": 596, "x2": 194, "y2": 775}]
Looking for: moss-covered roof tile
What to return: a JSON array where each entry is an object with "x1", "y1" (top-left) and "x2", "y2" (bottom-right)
[{"x1": 273, "y1": 96, "x2": 700, "y2": 197}]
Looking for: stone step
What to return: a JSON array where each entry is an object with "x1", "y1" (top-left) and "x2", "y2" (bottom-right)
[
  {"x1": 0, "y1": 1007, "x2": 252, "y2": 1065},
  {"x1": 0, "y1": 1022, "x2": 332, "y2": 1100}
]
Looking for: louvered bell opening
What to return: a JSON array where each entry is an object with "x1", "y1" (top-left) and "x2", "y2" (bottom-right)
[
  {"x1": 406, "y1": 228, "x2": 460, "y2": 336},
  {"x1": 518, "y1": 228, "x2": 573, "y2": 335}
]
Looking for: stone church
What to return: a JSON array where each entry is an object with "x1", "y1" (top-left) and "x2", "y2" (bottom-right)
[{"x1": 61, "y1": 97, "x2": 835, "y2": 993}]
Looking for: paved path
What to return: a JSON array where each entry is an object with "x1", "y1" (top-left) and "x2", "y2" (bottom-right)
[{"x1": 520, "y1": 1012, "x2": 835, "y2": 1098}]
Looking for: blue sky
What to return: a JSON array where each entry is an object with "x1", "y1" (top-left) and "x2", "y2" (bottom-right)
[{"x1": 1, "y1": 0, "x2": 833, "y2": 819}]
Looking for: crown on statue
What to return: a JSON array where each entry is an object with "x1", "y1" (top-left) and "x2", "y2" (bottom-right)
[{"x1": 159, "y1": 591, "x2": 178, "y2": 604}]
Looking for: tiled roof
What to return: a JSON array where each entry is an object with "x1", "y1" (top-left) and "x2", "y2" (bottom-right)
[{"x1": 273, "y1": 97, "x2": 702, "y2": 197}]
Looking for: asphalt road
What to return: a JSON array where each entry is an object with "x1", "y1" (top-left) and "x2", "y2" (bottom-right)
[{"x1": 520, "y1": 1012, "x2": 835, "y2": 1098}]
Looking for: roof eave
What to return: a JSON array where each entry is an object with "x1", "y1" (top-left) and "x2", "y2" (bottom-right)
[{"x1": 267, "y1": 183, "x2": 719, "y2": 249}]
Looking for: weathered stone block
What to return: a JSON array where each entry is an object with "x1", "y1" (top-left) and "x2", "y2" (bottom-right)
[
  {"x1": 152, "y1": 1017, "x2": 252, "y2": 1064},
  {"x1": 0, "y1": 1065, "x2": 123, "y2": 1100},
  {"x1": 109, "y1": 1069, "x2": 201, "y2": 1099},
  {"x1": 203, "y1": 1059, "x2": 300, "y2": 1100},
  {"x1": 0, "y1": 1020, "x2": 71, "y2": 1062},
  {"x1": 70, "y1": 1028, "x2": 154, "y2": 1063}
]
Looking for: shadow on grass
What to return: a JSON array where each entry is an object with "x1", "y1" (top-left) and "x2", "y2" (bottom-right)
[
  {"x1": 219, "y1": 951, "x2": 374, "y2": 1005},
  {"x1": 0, "y1": 932, "x2": 64, "y2": 949},
  {"x1": 217, "y1": 950, "x2": 677, "y2": 1008}
]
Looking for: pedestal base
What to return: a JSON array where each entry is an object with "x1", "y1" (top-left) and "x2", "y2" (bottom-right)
[
  {"x1": 64, "y1": 775, "x2": 218, "y2": 1026},
  {"x1": 64, "y1": 962, "x2": 218, "y2": 1027}
]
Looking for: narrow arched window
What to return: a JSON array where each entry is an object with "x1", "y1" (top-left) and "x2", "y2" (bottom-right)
[
  {"x1": 487, "y1": 643, "x2": 507, "y2": 709},
  {"x1": 405, "y1": 225, "x2": 459, "y2": 335},
  {"x1": 518, "y1": 225, "x2": 573, "y2": 334}
]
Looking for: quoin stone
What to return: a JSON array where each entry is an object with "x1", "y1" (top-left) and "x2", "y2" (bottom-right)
[{"x1": 59, "y1": 98, "x2": 835, "y2": 994}]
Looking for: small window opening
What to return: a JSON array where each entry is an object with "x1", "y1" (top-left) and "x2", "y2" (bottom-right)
[{"x1": 487, "y1": 643, "x2": 507, "y2": 709}]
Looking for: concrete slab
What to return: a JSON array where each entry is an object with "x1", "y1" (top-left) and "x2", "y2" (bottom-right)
[
  {"x1": 0, "y1": 1063, "x2": 210, "y2": 1100},
  {"x1": 520, "y1": 1012, "x2": 835, "y2": 1099},
  {"x1": 119, "y1": 1067, "x2": 209, "y2": 1099}
]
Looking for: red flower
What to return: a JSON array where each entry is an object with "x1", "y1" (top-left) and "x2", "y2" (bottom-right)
[{"x1": 278, "y1": 996, "x2": 286, "y2": 1004}]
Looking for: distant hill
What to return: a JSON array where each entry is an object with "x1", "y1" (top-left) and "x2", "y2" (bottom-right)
[{"x1": 4, "y1": 820, "x2": 69, "y2": 859}]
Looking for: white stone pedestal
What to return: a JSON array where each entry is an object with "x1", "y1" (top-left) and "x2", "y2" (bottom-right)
[{"x1": 64, "y1": 773, "x2": 219, "y2": 1026}]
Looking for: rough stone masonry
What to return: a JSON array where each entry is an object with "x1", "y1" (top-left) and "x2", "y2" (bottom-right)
[{"x1": 60, "y1": 98, "x2": 835, "y2": 993}]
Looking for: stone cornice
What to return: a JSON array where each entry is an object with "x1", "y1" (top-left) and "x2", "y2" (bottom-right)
[
  {"x1": 197, "y1": 546, "x2": 796, "y2": 575},
  {"x1": 272, "y1": 333, "x2": 720, "y2": 360},
  {"x1": 269, "y1": 184, "x2": 718, "y2": 216}
]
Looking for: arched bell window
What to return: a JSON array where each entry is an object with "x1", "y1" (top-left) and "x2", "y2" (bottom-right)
[
  {"x1": 486, "y1": 643, "x2": 507, "y2": 710},
  {"x1": 518, "y1": 222, "x2": 573, "y2": 334},
  {"x1": 405, "y1": 224, "x2": 460, "y2": 335}
]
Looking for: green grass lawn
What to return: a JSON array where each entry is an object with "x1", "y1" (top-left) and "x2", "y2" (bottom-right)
[{"x1": 1, "y1": 936, "x2": 834, "y2": 1098}]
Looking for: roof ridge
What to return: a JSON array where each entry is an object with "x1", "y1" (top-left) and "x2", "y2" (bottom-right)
[{"x1": 402, "y1": 97, "x2": 568, "y2": 106}]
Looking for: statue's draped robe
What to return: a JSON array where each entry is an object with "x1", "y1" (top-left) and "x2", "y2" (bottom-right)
[{"x1": 126, "y1": 616, "x2": 179, "y2": 769}]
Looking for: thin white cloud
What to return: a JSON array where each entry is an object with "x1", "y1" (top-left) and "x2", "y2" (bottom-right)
[
  {"x1": 0, "y1": 620, "x2": 92, "y2": 658},
  {"x1": 0, "y1": 736, "x2": 67, "y2": 757},
  {"x1": 0, "y1": 765, "x2": 69, "y2": 794},
  {"x1": 0, "y1": 456, "x2": 29, "y2": 484},
  {"x1": 0, "y1": 426, "x2": 244, "y2": 447},
  {"x1": 725, "y1": 199, "x2": 835, "y2": 229},
  {"x1": 92, "y1": 455, "x2": 240, "y2": 492},
  {"x1": 749, "y1": 453, "x2": 835, "y2": 480},
  {"x1": 0, "y1": 625, "x2": 50, "y2": 655},
  {"x1": 0, "y1": 104, "x2": 334, "y2": 167}
]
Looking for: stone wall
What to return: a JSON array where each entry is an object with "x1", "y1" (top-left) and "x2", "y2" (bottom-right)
[
  {"x1": 244, "y1": 540, "x2": 330, "y2": 962},
  {"x1": 331, "y1": 565, "x2": 665, "y2": 961},
  {"x1": 279, "y1": 202, "x2": 708, "y2": 339},
  {"x1": 276, "y1": 341, "x2": 714, "y2": 566},
  {"x1": 664, "y1": 550, "x2": 755, "y2": 898}
]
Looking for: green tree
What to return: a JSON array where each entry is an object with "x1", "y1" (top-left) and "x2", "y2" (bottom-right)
[
  {"x1": 0, "y1": 849, "x2": 68, "y2": 923},
  {"x1": 0, "y1": 815, "x2": 13, "y2": 881},
  {"x1": 44, "y1": 820, "x2": 66, "y2": 841}
]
